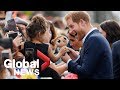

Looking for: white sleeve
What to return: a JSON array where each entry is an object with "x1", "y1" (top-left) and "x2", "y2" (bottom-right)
[
  {"x1": 67, "y1": 55, "x2": 80, "y2": 67},
  {"x1": 74, "y1": 55, "x2": 80, "y2": 61},
  {"x1": 66, "y1": 59, "x2": 72, "y2": 67}
]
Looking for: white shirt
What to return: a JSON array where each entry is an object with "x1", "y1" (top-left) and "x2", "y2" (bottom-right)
[{"x1": 67, "y1": 27, "x2": 97, "y2": 66}]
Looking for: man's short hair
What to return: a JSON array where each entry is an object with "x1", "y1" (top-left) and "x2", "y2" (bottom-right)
[{"x1": 65, "y1": 11, "x2": 91, "y2": 23}]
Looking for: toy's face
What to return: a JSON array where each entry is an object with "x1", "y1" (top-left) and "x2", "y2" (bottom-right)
[{"x1": 56, "y1": 36, "x2": 69, "y2": 47}]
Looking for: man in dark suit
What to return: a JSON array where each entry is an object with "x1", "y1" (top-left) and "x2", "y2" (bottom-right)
[
  {"x1": 112, "y1": 40, "x2": 120, "y2": 79},
  {"x1": 61, "y1": 11, "x2": 113, "y2": 79}
]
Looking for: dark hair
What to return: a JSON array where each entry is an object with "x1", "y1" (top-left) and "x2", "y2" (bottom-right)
[
  {"x1": 26, "y1": 14, "x2": 47, "y2": 39},
  {"x1": 100, "y1": 20, "x2": 120, "y2": 44}
]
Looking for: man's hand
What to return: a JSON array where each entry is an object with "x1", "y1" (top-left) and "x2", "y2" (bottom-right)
[
  {"x1": 61, "y1": 53, "x2": 71, "y2": 63},
  {"x1": 67, "y1": 47, "x2": 79, "y2": 59}
]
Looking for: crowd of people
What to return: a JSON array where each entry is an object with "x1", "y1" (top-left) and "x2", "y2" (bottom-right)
[{"x1": 0, "y1": 11, "x2": 120, "y2": 79}]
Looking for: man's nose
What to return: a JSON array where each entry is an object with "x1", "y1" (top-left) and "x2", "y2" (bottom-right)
[
  {"x1": 70, "y1": 30, "x2": 77, "y2": 36},
  {"x1": 69, "y1": 30, "x2": 73, "y2": 35}
]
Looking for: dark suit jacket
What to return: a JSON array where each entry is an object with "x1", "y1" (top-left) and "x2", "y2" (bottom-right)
[
  {"x1": 112, "y1": 40, "x2": 120, "y2": 79},
  {"x1": 68, "y1": 30, "x2": 113, "y2": 79}
]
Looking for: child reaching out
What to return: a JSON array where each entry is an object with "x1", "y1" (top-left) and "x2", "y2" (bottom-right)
[{"x1": 25, "y1": 14, "x2": 68, "y2": 79}]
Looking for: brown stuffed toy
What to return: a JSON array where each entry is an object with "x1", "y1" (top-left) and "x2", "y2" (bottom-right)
[{"x1": 52, "y1": 35, "x2": 69, "y2": 52}]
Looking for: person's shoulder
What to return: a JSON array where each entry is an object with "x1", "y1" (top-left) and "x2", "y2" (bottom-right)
[
  {"x1": 40, "y1": 43, "x2": 49, "y2": 50},
  {"x1": 24, "y1": 41, "x2": 32, "y2": 44},
  {"x1": 88, "y1": 34, "x2": 103, "y2": 42},
  {"x1": 112, "y1": 40, "x2": 120, "y2": 49},
  {"x1": 24, "y1": 41, "x2": 34, "y2": 47},
  {"x1": 42, "y1": 43, "x2": 49, "y2": 47},
  {"x1": 112, "y1": 40, "x2": 120, "y2": 46},
  {"x1": 87, "y1": 30, "x2": 101, "y2": 38},
  {"x1": 43, "y1": 43, "x2": 50, "y2": 46},
  {"x1": 91, "y1": 30, "x2": 107, "y2": 40},
  {"x1": 87, "y1": 33, "x2": 108, "y2": 47}
]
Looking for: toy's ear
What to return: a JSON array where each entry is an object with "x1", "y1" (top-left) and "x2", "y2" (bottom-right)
[
  {"x1": 51, "y1": 36, "x2": 61, "y2": 43},
  {"x1": 66, "y1": 37, "x2": 69, "y2": 44},
  {"x1": 67, "y1": 37, "x2": 69, "y2": 43},
  {"x1": 51, "y1": 38, "x2": 57, "y2": 44}
]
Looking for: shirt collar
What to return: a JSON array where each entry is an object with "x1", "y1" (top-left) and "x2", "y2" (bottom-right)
[{"x1": 82, "y1": 27, "x2": 97, "y2": 43}]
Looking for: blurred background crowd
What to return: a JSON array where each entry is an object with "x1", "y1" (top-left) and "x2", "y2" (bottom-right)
[{"x1": 0, "y1": 11, "x2": 120, "y2": 79}]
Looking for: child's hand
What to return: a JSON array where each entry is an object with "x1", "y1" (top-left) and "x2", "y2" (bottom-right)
[{"x1": 0, "y1": 46, "x2": 4, "y2": 52}]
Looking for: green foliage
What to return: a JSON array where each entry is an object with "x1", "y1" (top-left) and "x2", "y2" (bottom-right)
[{"x1": 22, "y1": 11, "x2": 33, "y2": 17}]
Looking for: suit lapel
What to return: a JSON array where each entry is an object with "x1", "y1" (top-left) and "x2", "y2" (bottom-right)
[
  {"x1": 83, "y1": 29, "x2": 99, "y2": 46},
  {"x1": 78, "y1": 29, "x2": 99, "y2": 64}
]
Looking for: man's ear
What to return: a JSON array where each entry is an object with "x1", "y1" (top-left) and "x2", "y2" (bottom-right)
[{"x1": 79, "y1": 19, "x2": 86, "y2": 27}]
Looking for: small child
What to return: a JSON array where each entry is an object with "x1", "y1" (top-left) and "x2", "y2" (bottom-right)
[{"x1": 24, "y1": 14, "x2": 68, "y2": 79}]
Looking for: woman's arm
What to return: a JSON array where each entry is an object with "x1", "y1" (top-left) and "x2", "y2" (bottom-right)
[{"x1": 49, "y1": 63, "x2": 67, "y2": 75}]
